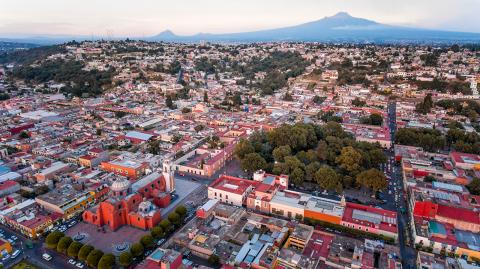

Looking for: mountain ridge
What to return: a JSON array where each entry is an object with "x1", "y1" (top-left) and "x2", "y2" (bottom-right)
[{"x1": 149, "y1": 12, "x2": 480, "y2": 43}]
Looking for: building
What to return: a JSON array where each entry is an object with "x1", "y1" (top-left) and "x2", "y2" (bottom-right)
[
  {"x1": 270, "y1": 190, "x2": 308, "y2": 220},
  {"x1": 35, "y1": 184, "x2": 95, "y2": 219},
  {"x1": 136, "y1": 248, "x2": 183, "y2": 269},
  {"x1": 0, "y1": 238, "x2": 12, "y2": 257},
  {"x1": 82, "y1": 173, "x2": 171, "y2": 231},
  {"x1": 341, "y1": 202, "x2": 398, "y2": 240},
  {"x1": 78, "y1": 148, "x2": 109, "y2": 168},
  {"x1": 208, "y1": 175, "x2": 258, "y2": 206},
  {"x1": 285, "y1": 224, "x2": 314, "y2": 250},
  {"x1": 35, "y1": 161, "x2": 72, "y2": 182},
  {"x1": 0, "y1": 199, "x2": 53, "y2": 239},
  {"x1": 304, "y1": 196, "x2": 345, "y2": 225},
  {"x1": 0, "y1": 180, "x2": 20, "y2": 197},
  {"x1": 101, "y1": 159, "x2": 149, "y2": 179}
]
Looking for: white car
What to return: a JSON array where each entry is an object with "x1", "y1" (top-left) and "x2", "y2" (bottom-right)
[
  {"x1": 42, "y1": 253, "x2": 52, "y2": 261},
  {"x1": 69, "y1": 259, "x2": 76, "y2": 265},
  {"x1": 76, "y1": 262, "x2": 85, "y2": 268}
]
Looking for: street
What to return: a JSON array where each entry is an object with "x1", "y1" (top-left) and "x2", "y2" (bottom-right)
[
  {"x1": 387, "y1": 101, "x2": 416, "y2": 269},
  {"x1": 0, "y1": 223, "x2": 77, "y2": 269}
]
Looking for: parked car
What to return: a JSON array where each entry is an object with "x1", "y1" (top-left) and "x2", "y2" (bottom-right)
[
  {"x1": 76, "y1": 262, "x2": 85, "y2": 268},
  {"x1": 11, "y1": 250, "x2": 21, "y2": 259},
  {"x1": 42, "y1": 253, "x2": 52, "y2": 261}
]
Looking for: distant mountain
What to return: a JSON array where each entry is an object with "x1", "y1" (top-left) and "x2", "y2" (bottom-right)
[
  {"x1": 2, "y1": 12, "x2": 480, "y2": 45},
  {"x1": 149, "y1": 12, "x2": 480, "y2": 43}
]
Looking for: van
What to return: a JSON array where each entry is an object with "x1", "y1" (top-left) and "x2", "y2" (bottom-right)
[
  {"x1": 10, "y1": 250, "x2": 21, "y2": 259},
  {"x1": 42, "y1": 253, "x2": 52, "y2": 261}
]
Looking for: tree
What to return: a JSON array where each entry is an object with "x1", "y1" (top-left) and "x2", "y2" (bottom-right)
[
  {"x1": 151, "y1": 226, "x2": 165, "y2": 239},
  {"x1": 234, "y1": 139, "x2": 255, "y2": 159},
  {"x1": 356, "y1": 168, "x2": 388, "y2": 193},
  {"x1": 208, "y1": 254, "x2": 220, "y2": 266},
  {"x1": 315, "y1": 166, "x2": 342, "y2": 192},
  {"x1": 369, "y1": 149, "x2": 387, "y2": 168},
  {"x1": 175, "y1": 205, "x2": 187, "y2": 219},
  {"x1": 119, "y1": 251, "x2": 133, "y2": 267},
  {"x1": 194, "y1": 125, "x2": 204, "y2": 132},
  {"x1": 147, "y1": 140, "x2": 161, "y2": 155},
  {"x1": 67, "y1": 241, "x2": 83, "y2": 258},
  {"x1": 130, "y1": 242, "x2": 144, "y2": 258},
  {"x1": 78, "y1": 244, "x2": 94, "y2": 262},
  {"x1": 166, "y1": 95, "x2": 174, "y2": 109},
  {"x1": 416, "y1": 93, "x2": 434, "y2": 114},
  {"x1": 98, "y1": 253, "x2": 116, "y2": 269},
  {"x1": 321, "y1": 122, "x2": 345, "y2": 138},
  {"x1": 140, "y1": 235, "x2": 155, "y2": 249},
  {"x1": 312, "y1": 95, "x2": 326, "y2": 104},
  {"x1": 467, "y1": 178, "x2": 480, "y2": 195},
  {"x1": 283, "y1": 92, "x2": 293, "y2": 101},
  {"x1": 336, "y1": 146, "x2": 362, "y2": 175},
  {"x1": 45, "y1": 231, "x2": 65, "y2": 249},
  {"x1": 305, "y1": 162, "x2": 321, "y2": 182},
  {"x1": 56, "y1": 236, "x2": 73, "y2": 254},
  {"x1": 86, "y1": 249, "x2": 104, "y2": 268},
  {"x1": 290, "y1": 168, "x2": 305, "y2": 186},
  {"x1": 240, "y1": 153, "x2": 267, "y2": 175},
  {"x1": 424, "y1": 175, "x2": 436, "y2": 183},
  {"x1": 370, "y1": 113, "x2": 383, "y2": 126},
  {"x1": 168, "y1": 212, "x2": 181, "y2": 226},
  {"x1": 203, "y1": 91, "x2": 209, "y2": 103},
  {"x1": 159, "y1": 219, "x2": 173, "y2": 234},
  {"x1": 272, "y1": 145, "x2": 292, "y2": 162},
  {"x1": 352, "y1": 97, "x2": 366, "y2": 107},
  {"x1": 19, "y1": 131, "x2": 30, "y2": 139}
]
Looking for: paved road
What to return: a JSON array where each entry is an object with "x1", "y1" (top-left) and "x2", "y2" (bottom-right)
[
  {"x1": 387, "y1": 101, "x2": 416, "y2": 269},
  {"x1": 0, "y1": 223, "x2": 77, "y2": 269}
]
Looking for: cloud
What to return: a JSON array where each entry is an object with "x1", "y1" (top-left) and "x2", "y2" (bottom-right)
[{"x1": 0, "y1": 0, "x2": 479, "y2": 36}]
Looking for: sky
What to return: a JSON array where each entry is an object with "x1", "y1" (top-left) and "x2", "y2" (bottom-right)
[{"x1": 1, "y1": 0, "x2": 479, "y2": 37}]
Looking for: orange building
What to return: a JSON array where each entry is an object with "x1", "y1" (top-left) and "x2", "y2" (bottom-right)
[
  {"x1": 83, "y1": 193, "x2": 161, "y2": 231},
  {"x1": 0, "y1": 238, "x2": 12, "y2": 257},
  {"x1": 100, "y1": 159, "x2": 149, "y2": 179},
  {"x1": 83, "y1": 174, "x2": 169, "y2": 231}
]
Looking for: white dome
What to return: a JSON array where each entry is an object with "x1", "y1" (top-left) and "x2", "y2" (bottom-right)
[{"x1": 111, "y1": 178, "x2": 131, "y2": 193}]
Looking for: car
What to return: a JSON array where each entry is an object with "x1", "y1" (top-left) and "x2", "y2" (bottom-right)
[
  {"x1": 11, "y1": 235, "x2": 18, "y2": 240},
  {"x1": 10, "y1": 250, "x2": 21, "y2": 259},
  {"x1": 7, "y1": 238, "x2": 14, "y2": 244},
  {"x1": 157, "y1": 239, "x2": 165, "y2": 246},
  {"x1": 76, "y1": 262, "x2": 85, "y2": 268},
  {"x1": 69, "y1": 259, "x2": 76, "y2": 265},
  {"x1": 1, "y1": 254, "x2": 10, "y2": 261},
  {"x1": 42, "y1": 253, "x2": 52, "y2": 261}
]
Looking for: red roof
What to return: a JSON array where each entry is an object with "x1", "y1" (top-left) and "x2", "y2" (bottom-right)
[
  {"x1": 450, "y1": 151, "x2": 480, "y2": 164},
  {"x1": 21, "y1": 215, "x2": 51, "y2": 229},
  {"x1": 437, "y1": 204, "x2": 480, "y2": 224},
  {"x1": 342, "y1": 203, "x2": 397, "y2": 233},
  {"x1": 209, "y1": 175, "x2": 259, "y2": 195},
  {"x1": 302, "y1": 232, "x2": 333, "y2": 259},
  {"x1": 0, "y1": 180, "x2": 19, "y2": 191},
  {"x1": 413, "y1": 201, "x2": 438, "y2": 219}
]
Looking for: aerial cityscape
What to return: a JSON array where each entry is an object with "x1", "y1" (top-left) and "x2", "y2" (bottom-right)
[{"x1": 0, "y1": 1, "x2": 480, "y2": 269}]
